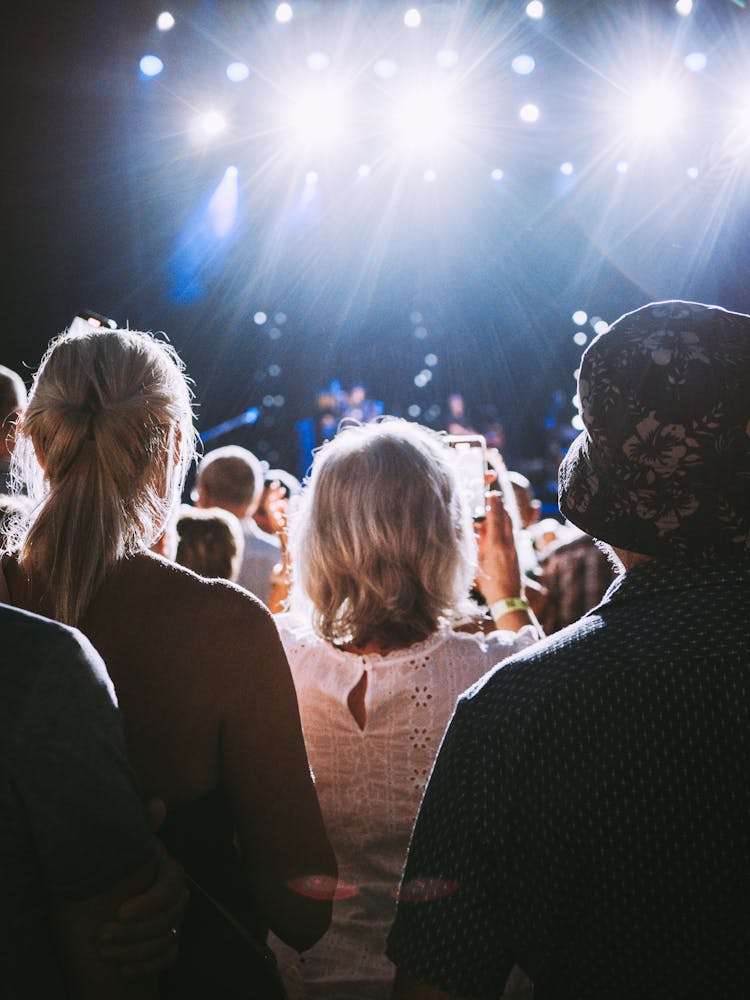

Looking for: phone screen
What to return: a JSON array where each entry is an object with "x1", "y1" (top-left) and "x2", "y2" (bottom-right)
[{"x1": 447, "y1": 435, "x2": 487, "y2": 520}]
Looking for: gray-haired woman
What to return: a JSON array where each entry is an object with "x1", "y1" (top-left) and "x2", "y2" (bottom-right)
[{"x1": 272, "y1": 418, "x2": 542, "y2": 998}]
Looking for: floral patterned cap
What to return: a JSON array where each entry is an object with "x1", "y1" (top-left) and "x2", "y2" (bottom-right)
[{"x1": 559, "y1": 300, "x2": 750, "y2": 558}]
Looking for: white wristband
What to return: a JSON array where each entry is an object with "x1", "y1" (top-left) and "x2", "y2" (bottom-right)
[{"x1": 490, "y1": 596, "x2": 529, "y2": 620}]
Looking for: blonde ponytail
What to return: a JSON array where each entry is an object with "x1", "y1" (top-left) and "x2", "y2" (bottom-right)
[{"x1": 10, "y1": 327, "x2": 196, "y2": 625}]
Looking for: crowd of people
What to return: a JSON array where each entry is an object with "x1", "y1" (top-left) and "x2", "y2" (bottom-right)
[{"x1": 1, "y1": 297, "x2": 749, "y2": 999}]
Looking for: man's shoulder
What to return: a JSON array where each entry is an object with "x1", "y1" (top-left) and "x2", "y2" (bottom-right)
[
  {"x1": 0, "y1": 603, "x2": 87, "y2": 667},
  {"x1": 244, "y1": 521, "x2": 281, "y2": 553}
]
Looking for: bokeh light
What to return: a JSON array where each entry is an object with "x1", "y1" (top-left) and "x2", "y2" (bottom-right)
[
  {"x1": 404, "y1": 8, "x2": 422, "y2": 28},
  {"x1": 275, "y1": 4, "x2": 293, "y2": 24},
  {"x1": 226, "y1": 62, "x2": 250, "y2": 82},
  {"x1": 139, "y1": 55, "x2": 164, "y2": 77},
  {"x1": 512, "y1": 55, "x2": 536, "y2": 76},
  {"x1": 156, "y1": 12, "x2": 175, "y2": 31}
]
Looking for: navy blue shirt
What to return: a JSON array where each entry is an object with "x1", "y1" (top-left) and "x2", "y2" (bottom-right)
[
  {"x1": 388, "y1": 557, "x2": 750, "y2": 999},
  {"x1": 0, "y1": 604, "x2": 153, "y2": 997}
]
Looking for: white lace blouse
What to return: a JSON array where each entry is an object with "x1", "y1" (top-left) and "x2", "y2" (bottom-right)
[{"x1": 272, "y1": 614, "x2": 539, "y2": 999}]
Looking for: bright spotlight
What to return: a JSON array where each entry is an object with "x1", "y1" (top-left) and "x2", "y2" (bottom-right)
[
  {"x1": 436, "y1": 49, "x2": 459, "y2": 69},
  {"x1": 684, "y1": 52, "x2": 707, "y2": 72},
  {"x1": 374, "y1": 58, "x2": 398, "y2": 79},
  {"x1": 526, "y1": 1, "x2": 544, "y2": 19},
  {"x1": 156, "y1": 12, "x2": 175, "y2": 31},
  {"x1": 560, "y1": 161, "x2": 574, "y2": 175},
  {"x1": 290, "y1": 87, "x2": 346, "y2": 145},
  {"x1": 226, "y1": 62, "x2": 250, "y2": 82},
  {"x1": 276, "y1": 3, "x2": 293, "y2": 23},
  {"x1": 491, "y1": 167, "x2": 504, "y2": 181},
  {"x1": 396, "y1": 88, "x2": 453, "y2": 148},
  {"x1": 675, "y1": 0, "x2": 693, "y2": 14},
  {"x1": 593, "y1": 319, "x2": 609, "y2": 335},
  {"x1": 305, "y1": 170, "x2": 319, "y2": 185},
  {"x1": 572, "y1": 310, "x2": 588, "y2": 325},
  {"x1": 307, "y1": 51, "x2": 330, "y2": 71},
  {"x1": 616, "y1": 160, "x2": 629, "y2": 174},
  {"x1": 357, "y1": 163, "x2": 372, "y2": 178},
  {"x1": 573, "y1": 331, "x2": 588, "y2": 347},
  {"x1": 627, "y1": 83, "x2": 683, "y2": 137},
  {"x1": 139, "y1": 55, "x2": 164, "y2": 77},
  {"x1": 686, "y1": 165, "x2": 699, "y2": 179},
  {"x1": 404, "y1": 8, "x2": 421, "y2": 28},
  {"x1": 512, "y1": 54, "x2": 536, "y2": 76},
  {"x1": 200, "y1": 111, "x2": 227, "y2": 136},
  {"x1": 572, "y1": 414, "x2": 585, "y2": 431},
  {"x1": 423, "y1": 169, "x2": 437, "y2": 182},
  {"x1": 254, "y1": 311, "x2": 267, "y2": 325},
  {"x1": 519, "y1": 103, "x2": 540, "y2": 123}
]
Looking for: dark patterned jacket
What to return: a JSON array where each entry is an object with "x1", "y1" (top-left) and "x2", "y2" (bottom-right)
[{"x1": 388, "y1": 556, "x2": 750, "y2": 999}]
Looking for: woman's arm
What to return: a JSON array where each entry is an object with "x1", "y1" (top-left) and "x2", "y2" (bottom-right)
[
  {"x1": 217, "y1": 593, "x2": 337, "y2": 950},
  {"x1": 476, "y1": 493, "x2": 543, "y2": 636}
]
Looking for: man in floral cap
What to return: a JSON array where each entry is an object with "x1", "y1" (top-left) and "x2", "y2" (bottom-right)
[{"x1": 388, "y1": 301, "x2": 750, "y2": 999}]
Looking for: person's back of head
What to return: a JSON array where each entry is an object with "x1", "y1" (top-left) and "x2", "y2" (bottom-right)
[
  {"x1": 174, "y1": 504, "x2": 244, "y2": 581},
  {"x1": 0, "y1": 365, "x2": 27, "y2": 461},
  {"x1": 194, "y1": 445, "x2": 263, "y2": 519},
  {"x1": 290, "y1": 418, "x2": 476, "y2": 648},
  {"x1": 11, "y1": 326, "x2": 196, "y2": 626},
  {"x1": 559, "y1": 299, "x2": 750, "y2": 561}
]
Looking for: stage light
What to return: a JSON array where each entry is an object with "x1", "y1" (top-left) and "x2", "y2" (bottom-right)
[
  {"x1": 275, "y1": 312, "x2": 287, "y2": 324},
  {"x1": 227, "y1": 62, "x2": 249, "y2": 82},
  {"x1": 519, "y1": 103, "x2": 540, "y2": 123},
  {"x1": 560, "y1": 161, "x2": 574, "y2": 175},
  {"x1": 675, "y1": 0, "x2": 693, "y2": 15},
  {"x1": 396, "y1": 88, "x2": 453, "y2": 148},
  {"x1": 626, "y1": 83, "x2": 683, "y2": 137},
  {"x1": 572, "y1": 414, "x2": 585, "y2": 431},
  {"x1": 404, "y1": 8, "x2": 421, "y2": 28},
  {"x1": 616, "y1": 160, "x2": 629, "y2": 174},
  {"x1": 491, "y1": 167, "x2": 504, "y2": 180},
  {"x1": 307, "y1": 51, "x2": 330, "y2": 71},
  {"x1": 684, "y1": 52, "x2": 707, "y2": 72},
  {"x1": 357, "y1": 163, "x2": 372, "y2": 178},
  {"x1": 276, "y1": 3, "x2": 293, "y2": 23},
  {"x1": 425, "y1": 353, "x2": 438, "y2": 366},
  {"x1": 269, "y1": 364, "x2": 281, "y2": 377},
  {"x1": 423, "y1": 169, "x2": 437, "y2": 182},
  {"x1": 254, "y1": 312, "x2": 267, "y2": 324},
  {"x1": 374, "y1": 58, "x2": 398, "y2": 79},
  {"x1": 526, "y1": 1, "x2": 544, "y2": 20},
  {"x1": 290, "y1": 86, "x2": 347, "y2": 146},
  {"x1": 572, "y1": 310, "x2": 587, "y2": 325},
  {"x1": 593, "y1": 319, "x2": 609, "y2": 335},
  {"x1": 139, "y1": 55, "x2": 164, "y2": 77},
  {"x1": 573, "y1": 331, "x2": 587, "y2": 346},
  {"x1": 195, "y1": 110, "x2": 227, "y2": 137},
  {"x1": 436, "y1": 49, "x2": 459, "y2": 69},
  {"x1": 512, "y1": 55, "x2": 535, "y2": 76},
  {"x1": 208, "y1": 167, "x2": 238, "y2": 238},
  {"x1": 414, "y1": 325, "x2": 428, "y2": 338},
  {"x1": 305, "y1": 170, "x2": 319, "y2": 184},
  {"x1": 686, "y1": 165, "x2": 699, "y2": 179},
  {"x1": 156, "y1": 12, "x2": 175, "y2": 31},
  {"x1": 269, "y1": 327, "x2": 282, "y2": 340},
  {"x1": 408, "y1": 404, "x2": 422, "y2": 418}
]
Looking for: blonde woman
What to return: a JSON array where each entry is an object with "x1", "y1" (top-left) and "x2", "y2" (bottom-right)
[
  {"x1": 2, "y1": 326, "x2": 336, "y2": 999},
  {"x1": 273, "y1": 418, "x2": 542, "y2": 998}
]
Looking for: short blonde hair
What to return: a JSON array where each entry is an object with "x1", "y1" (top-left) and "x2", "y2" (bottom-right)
[
  {"x1": 10, "y1": 327, "x2": 197, "y2": 625},
  {"x1": 175, "y1": 505, "x2": 244, "y2": 581},
  {"x1": 289, "y1": 419, "x2": 477, "y2": 647}
]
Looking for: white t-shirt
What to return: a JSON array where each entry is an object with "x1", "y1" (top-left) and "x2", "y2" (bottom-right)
[{"x1": 273, "y1": 614, "x2": 539, "y2": 999}]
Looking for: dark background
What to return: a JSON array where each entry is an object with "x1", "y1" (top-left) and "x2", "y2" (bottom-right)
[{"x1": 4, "y1": 0, "x2": 750, "y2": 484}]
